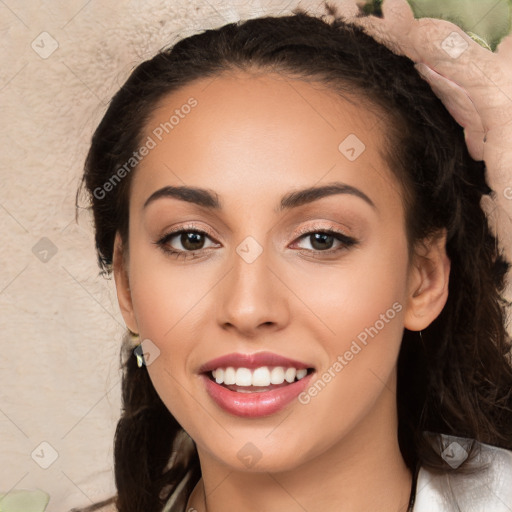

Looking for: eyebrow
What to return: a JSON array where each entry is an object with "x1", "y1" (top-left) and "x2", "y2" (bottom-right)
[{"x1": 143, "y1": 182, "x2": 376, "y2": 212}]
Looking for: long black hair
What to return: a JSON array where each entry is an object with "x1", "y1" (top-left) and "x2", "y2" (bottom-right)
[{"x1": 74, "y1": 3, "x2": 512, "y2": 511}]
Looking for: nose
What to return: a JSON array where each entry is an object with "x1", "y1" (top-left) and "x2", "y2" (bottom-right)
[{"x1": 216, "y1": 241, "x2": 290, "y2": 338}]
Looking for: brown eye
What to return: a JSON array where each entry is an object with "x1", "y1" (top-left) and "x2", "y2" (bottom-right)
[
  {"x1": 292, "y1": 227, "x2": 357, "y2": 254},
  {"x1": 308, "y1": 232, "x2": 336, "y2": 251},
  {"x1": 154, "y1": 225, "x2": 220, "y2": 260},
  {"x1": 180, "y1": 231, "x2": 206, "y2": 251}
]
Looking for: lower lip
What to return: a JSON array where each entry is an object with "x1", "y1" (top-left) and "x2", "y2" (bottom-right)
[{"x1": 201, "y1": 372, "x2": 314, "y2": 418}]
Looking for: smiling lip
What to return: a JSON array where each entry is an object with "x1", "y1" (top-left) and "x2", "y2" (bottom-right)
[
  {"x1": 198, "y1": 351, "x2": 315, "y2": 418},
  {"x1": 201, "y1": 372, "x2": 314, "y2": 417},
  {"x1": 198, "y1": 351, "x2": 313, "y2": 373}
]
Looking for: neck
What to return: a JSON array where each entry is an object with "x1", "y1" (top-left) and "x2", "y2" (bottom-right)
[{"x1": 187, "y1": 375, "x2": 413, "y2": 512}]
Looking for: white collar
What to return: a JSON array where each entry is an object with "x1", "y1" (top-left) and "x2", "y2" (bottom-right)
[{"x1": 413, "y1": 434, "x2": 512, "y2": 511}]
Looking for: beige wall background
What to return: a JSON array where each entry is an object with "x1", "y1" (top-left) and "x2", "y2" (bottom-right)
[{"x1": 0, "y1": 1, "x2": 510, "y2": 511}]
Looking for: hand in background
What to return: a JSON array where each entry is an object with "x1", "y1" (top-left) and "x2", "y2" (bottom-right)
[{"x1": 347, "y1": 0, "x2": 512, "y2": 274}]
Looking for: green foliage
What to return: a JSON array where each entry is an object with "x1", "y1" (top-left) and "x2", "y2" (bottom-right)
[{"x1": 359, "y1": 0, "x2": 512, "y2": 50}]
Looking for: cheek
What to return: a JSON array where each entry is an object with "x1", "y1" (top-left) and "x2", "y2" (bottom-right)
[
  {"x1": 129, "y1": 268, "x2": 203, "y2": 429},
  {"x1": 290, "y1": 230, "x2": 410, "y2": 345},
  {"x1": 290, "y1": 230, "x2": 409, "y2": 419},
  {"x1": 125, "y1": 247, "x2": 216, "y2": 422},
  {"x1": 127, "y1": 238, "x2": 212, "y2": 340}
]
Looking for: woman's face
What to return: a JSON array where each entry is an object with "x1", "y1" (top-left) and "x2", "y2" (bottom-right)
[{"x1": 114, "y1": 71, "x2": 444, "y2": 473}]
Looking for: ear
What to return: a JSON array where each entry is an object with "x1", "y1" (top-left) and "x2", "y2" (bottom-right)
[
  {"x1": 404, "y1": 229, "x2": 451, "y2": 331},
  {"x1": 112, "y1": 231, "x2": 139, "y2": 334}
]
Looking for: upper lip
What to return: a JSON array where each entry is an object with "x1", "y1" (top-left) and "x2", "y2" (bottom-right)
[{"x1": 199, "y1": 351, "x2": 314, "y2": 373}]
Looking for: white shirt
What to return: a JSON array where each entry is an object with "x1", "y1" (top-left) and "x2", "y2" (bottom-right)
[{"x1": 413, "y1": 434, "x2": 512, "y2": 511}]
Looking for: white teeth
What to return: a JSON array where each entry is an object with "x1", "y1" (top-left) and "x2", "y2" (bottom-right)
[
  {"x1": 252, "y1": 366, "x2": 271, "y2": 386},
  {"x1": 270, "y1": 366, "x2": 285, "y2": 384},
  {"x1": 235, "y1": 367, "x2": 252, "y2": 386},
  {"x1": 296, "y1": 368, "x2": 307, "y2": 380},
  {"x1": 285, "y1": 367, "x2": 296, "y2": 383},
  {"x1": 224, "y1": 367, "x2": 236, "y2": 385},
  {"x1": 210, "y1": 366, "x2": 309, "y2": 386}
]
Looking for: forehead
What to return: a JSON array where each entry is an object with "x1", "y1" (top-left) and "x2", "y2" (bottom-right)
[
  {"x1": 144, "y1": 69, "x2": 381, "y2": 142},
  {"x1": 131, "y1": 70, "x2": 401, "y2": 214}
]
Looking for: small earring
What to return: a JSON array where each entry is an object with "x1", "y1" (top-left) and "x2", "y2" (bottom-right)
[
  {"x1": 135, "y1": 346, "x2": 144, "y2": 368},
  {"x1": 133, "y1": 343, "x2": 144, "y2": 368},
  {"x1": 129, "y1": 331, "x2": 143, "y2": 368}
]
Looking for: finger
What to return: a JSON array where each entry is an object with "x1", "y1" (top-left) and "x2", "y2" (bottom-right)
[
  {"x1": 413, "y1": 62, "x2": 486, "y2": 160},
  {"x1": 463, "y1": 129, "x2": 486, "y2": 162},
  {"x1": 410, "y1": 20, "x2": 510, "y2": 94},
  {"x1": 483, "y1": 124, "x2": 512, "y2": 185},
  {"x1": 390, "y1": 19, "x2": 512, "y2": 128},
  {"x1": 355, "y1": 2, "x2": 495, "y2": 74},
  {"x1": 411, "y1": 23, "x2": 512, "y2": 130},
  {"x1": 338, "y1": 0, "x2": 512, "y2": 136},
  {"x1": 353, "y1": 3, "x2": 512, "y2": 123},
  {"x1": 414, "y1": 63, "x2": 484, "y2": 133}
]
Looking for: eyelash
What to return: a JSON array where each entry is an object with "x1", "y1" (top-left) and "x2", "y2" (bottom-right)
[{"x1": 154, "y1": 222, "x2": 358, "y2": 261}]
